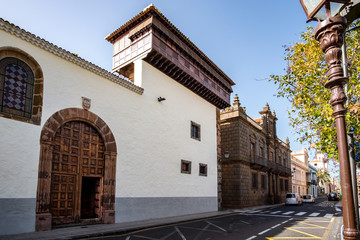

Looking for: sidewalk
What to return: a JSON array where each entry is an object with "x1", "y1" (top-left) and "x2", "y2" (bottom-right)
[
  {"x1": 326, "y1": 200, "x2": 344, "y2": 240},
  {"x1": 0, "y1": 204, "x2": 281, "y2": 240}
]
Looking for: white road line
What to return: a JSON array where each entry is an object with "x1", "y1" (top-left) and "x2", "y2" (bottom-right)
[
  {"x1": 309, "y1": 212, "x2": 320, "y2": 217},
  {"x1": 206, "y1": 221, "x2": 227, "y2": 232},
  {"x1": 295, "y1": 212, "x2": 307, "y2": 216},
  {"x1": 324, "y1": 213, "x2": 334, "y2": 218},
  {"x1": 262, "y1": 210, "x2": 270, "y2": 213},
  {"x1": 282, "y1": 211, "x2": 294, "y2": 215},
  {"x1": 270, "y1": 211, "x2": 282, "y2": 214},
  {"x1": 175, "y1": 226, "x2": 187, "y2": 240},
  {"x1": 282, "y1": 218, "x2": 293, "y2": 224},
  {"x1": 240, "y1": 220, "x2": 251, "y2": 225},
  {"x1": 271, "y1": 224, "x2": 281, "y2": 228},
  {"x1": 259, "y1": 228, "x2": 272, "y2": 235},
  {"x1": 248, "y1": 210, "x2": 261, "y2": 213},
  {"x1": 125, "y1": 237, "x2": 131, "y2": 240},
  {"x1": 245, "y1": 236, "x2": 257, "y2": 240}
]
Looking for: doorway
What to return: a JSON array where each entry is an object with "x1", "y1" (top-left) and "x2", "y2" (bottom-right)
[
  {"x1": 50, "y1": 121, "x2": 105, "y2": 226},
  {"x1": 81, "y1": 177, "x2": 101, "y2": 219}
]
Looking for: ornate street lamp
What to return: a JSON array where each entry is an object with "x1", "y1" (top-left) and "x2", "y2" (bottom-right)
[{"x1": 299, "y1": 1, "x2": 359, "y2": 239}]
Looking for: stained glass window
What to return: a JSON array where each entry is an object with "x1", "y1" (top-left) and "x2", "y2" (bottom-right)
[{"x1": 0, "y1": 57, "x2": 34, "y2": 118}]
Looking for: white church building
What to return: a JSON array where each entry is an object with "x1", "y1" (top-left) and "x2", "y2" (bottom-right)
[{"x1": 0, "y1": 5, "x2": 234, "y2": 235}]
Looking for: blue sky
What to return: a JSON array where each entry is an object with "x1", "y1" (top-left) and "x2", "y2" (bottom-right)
[{"x1": 0, "y1": 0, "x2": 318, "y2": 155}]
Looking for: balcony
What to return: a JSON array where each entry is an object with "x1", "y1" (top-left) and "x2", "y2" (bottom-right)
[
  {"x1": 250, "y1": 155, "x2": 291, "y2": 176},
  {"x1": 250, "y1": 155, "x2": 271, "y2": 171},
  {"x1": 306, "y1": 173, "x2": 311, "y2": 184},
  {"x1": 272, "y1": 162, "x2": 291, "y2": 176}
]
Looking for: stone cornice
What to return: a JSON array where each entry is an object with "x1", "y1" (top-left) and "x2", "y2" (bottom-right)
[{"x1": 0, "y1": 18, "x2": 144, "y2": 95}]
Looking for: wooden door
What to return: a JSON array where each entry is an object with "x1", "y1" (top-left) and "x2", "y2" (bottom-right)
[{"x1": 50, "y1": 121, "x2": 105, "y2": 225}]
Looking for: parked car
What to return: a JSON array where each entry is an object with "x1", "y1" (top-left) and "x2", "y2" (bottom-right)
[
  {"x1": 285, "y1": 193, "x2": 303, "y2": 205},
  {"x1": 302, "y1": 194, "x2": 315, "y2": 203},
  {"x1": 328, "y1": 192, "x2": 339, "y2": 201}
]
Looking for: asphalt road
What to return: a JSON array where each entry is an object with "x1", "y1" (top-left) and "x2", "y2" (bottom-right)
[{"x1": 87, "y1": 198, "x2": 341, "y2": 240}]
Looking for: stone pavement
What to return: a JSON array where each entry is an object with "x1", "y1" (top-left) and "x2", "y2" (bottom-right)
[{"x1": 0, "y1": 201, "x2": 344, "y2": 240}]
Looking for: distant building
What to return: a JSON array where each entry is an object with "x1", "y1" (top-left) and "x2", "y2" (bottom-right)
[
  {"x1": 310, "y1": 151, "x2": 331, "y2": 195},
  {"x1": 220, "y1": 96, "x2": 292, "y2": 208},
  {"x1": 308, "y1": 164, "x2": 318, "y2": 197},
  {"x1": 310, "y1": 150, "x2": 329, "y2": 170},
  {"x1": 291, "y1": 148, "x2": 309, "y2": 196}
]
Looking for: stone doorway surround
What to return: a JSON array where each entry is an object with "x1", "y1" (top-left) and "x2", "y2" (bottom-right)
[{"x1": 35, "y1": 108, "x2": 117, "y2": 231}]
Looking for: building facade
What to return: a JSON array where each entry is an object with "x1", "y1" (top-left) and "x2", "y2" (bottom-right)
[
  {"x1": 291, "y1": 148, "x2": 309, "y2": 196},
  {"x1": 220, "y1": 96, "x2": 292, "y2": 208},
  {"x1": 310, "y1": 150, "x2": 331, "y2": 195},
  {"x1": 308, "y1": 164, "x2": 318, "y2": 197},
  {"x1": 0, "y1": 5, "x2": 234, "y2": 235}
]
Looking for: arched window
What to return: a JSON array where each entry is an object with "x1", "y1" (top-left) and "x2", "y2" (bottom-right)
[
  {"x1": 0, "y1": 47, "x2": 43, "y2": 125},
  {"x1": 0, "y1": 57, "x2": 34, "y2": 118}
]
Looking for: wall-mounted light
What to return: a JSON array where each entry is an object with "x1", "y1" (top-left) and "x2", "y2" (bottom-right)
[
  {"x1": 224, "y1": 150, "x2": 230, "y2": 159},
  {"x1": 291, "y1": 167, "x2": 296, "y2": 176},
  {"x1": 158, "y1": 97, "x2": 166, "y2": 102}
]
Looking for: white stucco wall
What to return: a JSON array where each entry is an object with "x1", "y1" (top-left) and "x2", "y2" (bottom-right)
[{"x1": 0, "y1": 30, "x2": 218, "y2": 200}]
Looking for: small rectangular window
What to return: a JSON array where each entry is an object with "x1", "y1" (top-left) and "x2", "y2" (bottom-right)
[
  {"x1": 252, "y1": 172, "x2": 258, "y2": 189},
  {"x1": 199, "y1": 163, "x2": 207, "y2": 176},
  {"x1": 280, "y1": 179, "x2": 284, "y2": 191},
  {"x1": 261, "y1": 174, "x2": 266, "y2": 189},
  {"x1": 250, "y1": 143, "x2": 255, "y2": 162},
  {"x1": 181, "y1": 160, "x2": 191, "y2": 174},
  {"x1": 191, "y1": 121, "x2": 201, "y2": 141}
]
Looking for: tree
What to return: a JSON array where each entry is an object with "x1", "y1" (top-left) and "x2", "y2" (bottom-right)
[
  {"x1": 269, "y1": 19, "x2": 360, "y2": 159},
  {"x1": 317, "y1": 168, "x2": 332, "y2": 187}
]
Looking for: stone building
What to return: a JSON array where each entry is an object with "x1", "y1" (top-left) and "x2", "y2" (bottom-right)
[
  {"x1": 220, "y1": 96, "x2": 292, "y2": 208},
  {"x1": 0, "y1": 5, "x2": 234, "y2": 235},
  {"x1": 291, "y1": 148, "x2": 309, "y2": 196}
]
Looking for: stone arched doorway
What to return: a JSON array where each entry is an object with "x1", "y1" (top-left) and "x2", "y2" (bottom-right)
[{"x1": 35, "y1": 108, "x2": 117, "y2": 231}]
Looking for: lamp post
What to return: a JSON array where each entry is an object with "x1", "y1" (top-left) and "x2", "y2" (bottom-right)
[{"x1": 299, "y1": 0, "x2": 358, "y2": 239}]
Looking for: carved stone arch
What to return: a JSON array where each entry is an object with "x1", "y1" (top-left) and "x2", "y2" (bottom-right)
[
  {"x1": 0, "y1": 46, "x2": 43, "y2": 125},
  {"x1": 36, "y1": 108, "x2": 117, "y2": 231}
]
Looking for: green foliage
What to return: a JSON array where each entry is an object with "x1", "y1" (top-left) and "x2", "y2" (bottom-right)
[
  {"x1": 269, "y1": 20, "x2": 360, "y2": 159},
  {"x1": 317, "y1": 169, "x2": 332, "y2": 185}
]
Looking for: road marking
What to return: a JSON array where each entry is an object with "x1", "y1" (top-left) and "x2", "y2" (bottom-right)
[
  {"x1": 160, "y1": 230, "x2": 178, "y2": 240},
  {"x1": 206, "y1": 221, "x2": 227, "y2": 232},
  {"x1": 266, "y1": 218, "x2": 334, "y2": 239},
  {"x1": 335, "y1": 207, "x2": 342, "y2": 212},
  {"x1": 283, "y1": 227, "x2": 322, "y2": 239},
  {"x1": 270, "y1": 211, "x2": 282, "y2": 214},
  {"x1": 262, "y1": 210, "x2": 270, "y2": 213},
  {"x1": 282, "y1": 218, "x2": 293, "y2": 224},
  {"x1": 175, "y1": 226, "x2": 186, "y2": 240},
  {"x1": 240, "y1": 220, "x2": 251, "y2": 225},
  {"x1": 271, "y1": 224, "x2": 281, "y2": 228},
  {"x1": 309, "y1": 212, "x2": 320, "y2": 217},
  {"x1": 324, "y1": 213, "x2": 333, "y2": 218},
  {"x1": 259, "y1": 228, "x2": 272, "y2": 235},
  {"x1": 282, "y1": 211, "x2": 294, "y2": 215},
  {"x1": 245, "y1": 236, "x2": 257, "y2": 240},
  {"x1": 295, "y1": 212, "x2": 307, "y2": 216},
  {"x1": 125, "y1": 237, "x2": 131, "y2": 240},
  {"x1": 248, "y1": 210, "x2": 261, "y2": 213}
]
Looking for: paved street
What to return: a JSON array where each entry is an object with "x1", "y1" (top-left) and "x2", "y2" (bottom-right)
[{"x1": 87, "y1": 198, "x2": 341, "y2": 240}]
